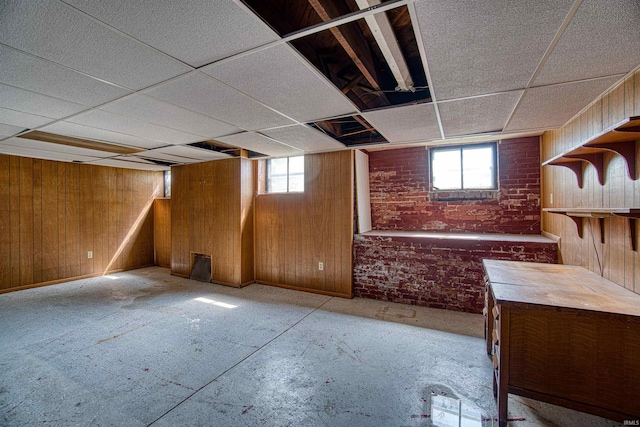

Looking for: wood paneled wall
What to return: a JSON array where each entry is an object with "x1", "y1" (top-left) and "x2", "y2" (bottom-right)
[
  {"x1": 254, "y1": 151, "x2": 354, "y2": 297},
  {"x1": 171, "y1": 158, "x2": 254, "y2": 286},
  {"x1": 0, "y1": 154, "x2": 163, "y2": 291},
  {"x1": 541, "y1": 69, "x2": 640, "y2": 294},
  {"x1": 153, "y1": 198, "x2": 171, "y2": 268}
]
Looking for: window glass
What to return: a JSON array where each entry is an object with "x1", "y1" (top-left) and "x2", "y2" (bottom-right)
[
  {"x1": 431, "y1": 143, "x2": 497, "y2": 190},
  {"x1": 266, "y1": 156, "x2": 304, "y2": 193},
  {"x1": 431, "y1": 148, "x2": 461, "y2": 190}
]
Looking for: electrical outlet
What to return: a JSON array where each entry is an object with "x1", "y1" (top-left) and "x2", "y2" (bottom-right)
[
  {"x1": 318, "y1": 262, "x2": 324, "y2": 271},
  {"x1": 87, "y1": 251, "x2": 93, "y2": 259}
]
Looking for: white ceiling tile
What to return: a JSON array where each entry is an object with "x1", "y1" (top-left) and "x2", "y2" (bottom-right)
[
  {"x1": 261, "y1": 125, "x2": 344, "y2": 152},
  {"x1": 145, "y1": 73, "x2": 294, "y2": 130},
  {"x1": 0, "y1": 123, "x2": 25, "y2": 138},
  {"x1": 0, "y1": 83, "x2": 87, "y2": 119},
  {"x1": 85, "y1": 157, "x2": 168, "y2": 171},
  {"x1": 3, "y1": 136, "x2": 115, "y2": 158},
  {"x1": 0, "y1": 44, "x2": 132, "y2": 106},
  {"x1": 216, "y1": 132, "x2": 303, "y2": 157},
  {"x1": 0, "y1": 108, "x2": 56, "y2": 129},
  {"x1": 439, "y1": 92, "x2": 523, "y2": 137},
  {"x1": 362, "y1": 103, "x2": 441, "y2": 144},
  {"x1": 61, "y1": 0, "x2": 280, "y2": 68},
  {"x1": 534, "y1": 0, "x2": 640, "y2": 86},
  {"x1": 414, "y1": 0, "x2": 574, "y2": 100},
  {"x1": 0, "y1": 138, "x2": 103, "y2": 162},
  {"x1": 144, "y1": 145, "x2": 230, "y2": 162},
  {"x1": 41, "y1": 122, "x2": 166, "y2": 149},
  {"x1": 505, "y1": 76, "x2": 621, "y2": 131},
  {"x1": 68, "y1": 110, "x2": 203, "y2": 144},
  {"x1": 0, "y1": 0, "x2": 190, "y2": 90},
  {"x1": 203, "y1": 44, "x2": 357, "y2": 123},
  {"x1": 101, "y1": 95, "x2": 240, "y2": 138}
]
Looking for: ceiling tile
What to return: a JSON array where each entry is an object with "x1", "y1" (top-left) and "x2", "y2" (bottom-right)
[
  {"x1": 203, "y1": 44, "x2": 357, "y2": 123},
  {"x1": 0, "y1": 83, "x2": 87, "y2": 119},
  {"x1": 0, "y1": 108, "x2": 56, "y2": 129},
  {"x1": 3, "y1": 136, "x2": 115, "y2": 158},
  {"x1": 140, "y1": 145, "x2": 230, "y2": 162},
  {"x1": 439, "y1": 92, "x2": 523, "y2": 137},
  {"x1": 261, "y1": 125, "x2": 344, "y2": 152},
  {"x1": 0, "y1": 137, "x2": 103, "y2": 163},
  {"x1": 0, "y1": 123, "x2": 26, "y2": 139},
  {"x1": 362, "y1": 103, "x2": 441, "y2": 144},
  {"x1": 533, "y1": 0, "x2": 640, "y2": 86},
  {"x1": 85, "y1": 157, "x2": 169, "y2": 171},
  {"x1": 216, "y1": 132, "x2": 303, "y2": 157},
  {"x1": 68, "y1": 110, "x2": 203, "y2": 144},
  {"x1": 61, "y1": 0, "x2": 280, "y2": 68},
  {"x1": 414, "y1": 0, "x2": 574, "y2": 100},
  {"x1": 41, "y1": 122, "x2": 166, "y2": 149},
  {"x1": 0, "y1": 44, "x2": 132, "y2": 106},
  {"x1": 0, "y1": 0, "x2": 190, "y2": 90},
  {"x1": 101, "y1": 95, "x2": 240, "y2": 138},
  {"x1": 144, "y1": 73, "x2": 294, "y2": 131},
  {"x1": 505, "y1": 76, "x2": 621, "y2": 131}
]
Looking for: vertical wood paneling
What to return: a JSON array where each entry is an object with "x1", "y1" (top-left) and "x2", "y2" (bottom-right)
[
  {"x1": 154, "y1": 198, "x2": 171, "y2": 268},
  {"x1": 10, "y1": 157, "x2": 21, "y2": 286},
  {"x1": 255, "y1": 150, "x2": 354, "y2": 297},
  {"x1": 170, "y1": 158, "x2": 252, "y2": 286},
  {"x1": 65, "y1": 163, "x2": 80, "y2": 278},
  {"x1": 541, "y1": 73, "x2": 640, "y2": 295},
  {"x1": 0, "y1": 156, "x2": 10, "y2": 288},
  {"x1": 32, "y1": 160, "x2": 42, "y2": 285},
  {"x1": 0, "y1": 154, "x2": 162, "y2": 291},
  {"x1": 240, "y1": 159, "x2": 255, "y2": 284}
]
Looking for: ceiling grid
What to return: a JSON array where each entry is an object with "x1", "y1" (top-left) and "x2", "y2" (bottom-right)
[{"x1": 0, "y1": 0, "x2": 637, "y2": 167}]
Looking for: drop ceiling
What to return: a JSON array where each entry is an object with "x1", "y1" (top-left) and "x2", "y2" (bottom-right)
[{"x1": 0, "y1": 0, "x2": 638, "y2": 170}]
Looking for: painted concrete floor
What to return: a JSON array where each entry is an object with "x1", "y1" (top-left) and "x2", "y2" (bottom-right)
[{"x1": 0, "y1": 267, "x2": 621, "y2": 427}]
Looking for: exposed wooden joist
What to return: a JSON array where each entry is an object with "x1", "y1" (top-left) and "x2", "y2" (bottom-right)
[
  {"x1": 18, "y1": 131, "x2": 144, "y2": 155},
  {"x1": 355, "y1": 0, "x2": 414, "y2": 91},
  {"x1": 308, "y1": 0, "x2": 389, "y2": 105}
]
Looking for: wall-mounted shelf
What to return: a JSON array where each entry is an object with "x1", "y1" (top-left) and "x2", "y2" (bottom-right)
[
  {"x1": 543, "y1": 208, "x2": 640, "y2": 250},
  {"x1": 542, "y1": 116, "x2": 640, "y2": 188}
]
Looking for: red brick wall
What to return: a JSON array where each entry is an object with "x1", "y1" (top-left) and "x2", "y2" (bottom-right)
[
  {"x1": 354, "y1": 235, "x2": 557, "y2": 313},
  {"x1": 368, "y1": 137, "x2": 541, "y2": 234}
]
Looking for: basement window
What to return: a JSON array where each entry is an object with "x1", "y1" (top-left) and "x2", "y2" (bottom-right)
[
  {"x1": 164, "y1": 170, "x2": 171, "y2": 198},
  {"x1": 266, "y1": 156, "x2": 304, "y2": 193},
  {"x1": 430, "y1": 143, "x2": 497, "y2": 191}
]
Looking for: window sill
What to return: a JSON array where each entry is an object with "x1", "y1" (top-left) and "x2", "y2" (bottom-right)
[{"x1": 429, "y1": 189, "x2": 499, "y2": 201}]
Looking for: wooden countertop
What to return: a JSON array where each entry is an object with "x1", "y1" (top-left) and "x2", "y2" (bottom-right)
[{"x1": 483, "y1": 260, "x2": 640, "y2": 317}]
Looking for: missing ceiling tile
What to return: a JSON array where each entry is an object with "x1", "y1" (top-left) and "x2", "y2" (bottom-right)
[{"x1": 311, "y1": 114, "x2": 388, "y2": 147}]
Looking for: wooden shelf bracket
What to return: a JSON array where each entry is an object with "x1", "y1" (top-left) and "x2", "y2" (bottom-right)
[{"x1": 542, "y1": 116, "x2": 640, "y2": 186}]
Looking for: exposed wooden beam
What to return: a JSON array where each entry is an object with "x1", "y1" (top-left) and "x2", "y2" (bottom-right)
[
  {"x1": 18, "y1": 131, "x2": 144, "y2": 155},
  {"x1": 355, "y1": 0, "x2": 413, "y2": 91},
  {"x1": 308, "y1": 0, "x2": 388, "y2": 104}
]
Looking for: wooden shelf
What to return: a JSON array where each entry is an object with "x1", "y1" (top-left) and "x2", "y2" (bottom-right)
[
  {"x1": 544, "y1": 208, "x2": 640, "y2": 250},
  {"x1": 542, "y1": 116, "x2": 640, "y2": 187}
]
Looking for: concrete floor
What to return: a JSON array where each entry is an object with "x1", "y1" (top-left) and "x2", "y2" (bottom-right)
[{"x1": 0, "y1": 267, "x2": 621, "y2": 426}]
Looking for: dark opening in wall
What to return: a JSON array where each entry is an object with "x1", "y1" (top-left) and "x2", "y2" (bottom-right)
[{"x1": 190, "y1": 253, "x2": 212, "y2": 283}]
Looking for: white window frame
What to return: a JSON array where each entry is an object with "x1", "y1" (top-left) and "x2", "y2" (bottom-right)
[{"x1": 266, "y1": 156, "x2": 304, "y2": 194}]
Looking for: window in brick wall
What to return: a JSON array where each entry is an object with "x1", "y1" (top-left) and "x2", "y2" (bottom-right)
[
  {"x1": 266, "y1": 156, "x2": 304, "y2": 193},
  {"x1": 430, "y1": 142, "x2": 497, "y2": 190}
]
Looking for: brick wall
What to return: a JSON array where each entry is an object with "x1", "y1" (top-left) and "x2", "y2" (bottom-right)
[
  {"x1": 354, "y1": 234, "x2": 557, "y2": 313},
  {"x1": 368, "y1": 137, "x2": 541, "y2": 234}
]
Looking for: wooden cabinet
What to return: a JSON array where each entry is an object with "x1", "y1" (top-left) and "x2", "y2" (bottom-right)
[{"x1": 483, "y1": 259, "x2": 640, "y2": 426}]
